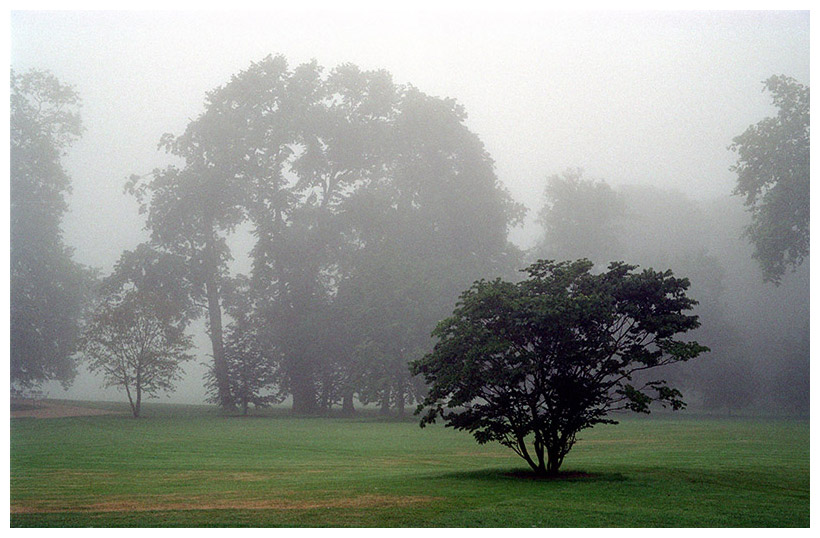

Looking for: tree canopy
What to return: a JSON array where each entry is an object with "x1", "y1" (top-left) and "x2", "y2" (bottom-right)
[
  {"x1": 129, "y1": 54, "x2": 523, "y2": 414},
  {"x1": 10, "y1": 68, "x2": 93, "y2": 390},
  {"x1": 79, "y1": 245, "x2": 195, "y2": 418},
  {"x1": 412, "y1": 259, "x2": 708, "y2": 475},
  {"x1": 729, "y1": 75, "x2": 810, "y2": 284},
  {"x1": 535, "y1": 168, "x2": 626, "y2": 264}
]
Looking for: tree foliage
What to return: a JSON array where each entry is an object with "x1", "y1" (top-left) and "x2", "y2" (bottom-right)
[
  {"x1": 322, "y1": 84, "x2": 524, "y2": 415},
  {"x1": 251, "y1": 60, "x2": 399, "y2": 413},
  {"x1": 729, "y1": 75, "x2": 810, "y2": 284},
  {"x1": 156, "y1": 55, "x2": 523, "y2": 413},
  {"x1": 10, "y1": 68, "x2": 93, "y2": 390},
  {"x1": 128, "y1": 54, "x2": 522, "y2": 413},
  {"x1": 412, "y1": 259, "x2": 707, "y2": 475},
  {"x1": 205, "y1": 276, "x2": 284, "y2": 414},
  {"x1": 125, "y1": 69, "x2": 255, "y2": 408},
  {"x1": 535, "y1": 170, "x2": 809, "y2": 412},
  {"x1": 79, "y1": 245, "x2": 195, "y2": 417},
  {"x1": 535, "y1": 168, "x2": 626, "y2": 264}
]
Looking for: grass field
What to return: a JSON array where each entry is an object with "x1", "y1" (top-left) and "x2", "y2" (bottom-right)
[{"x1": 10, "y1": 400, "x2": 809, "y2": 527}]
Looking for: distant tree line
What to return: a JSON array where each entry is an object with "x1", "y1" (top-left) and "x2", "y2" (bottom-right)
[
  {"x1": 533, "y1": 167, "x2": 809, "y2": 412},
  {"x1": 10, "y1": 62, "x2": 808, "y2": 417}
]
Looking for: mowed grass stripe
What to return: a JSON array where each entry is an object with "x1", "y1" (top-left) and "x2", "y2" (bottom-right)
[{"x1": 10, "y1": 404, "x2": 809, "y2": 527}]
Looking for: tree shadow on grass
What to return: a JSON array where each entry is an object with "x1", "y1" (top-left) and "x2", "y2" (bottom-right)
[{"x1": 432, "y1": 467, "x2": 628, "y2": 483}]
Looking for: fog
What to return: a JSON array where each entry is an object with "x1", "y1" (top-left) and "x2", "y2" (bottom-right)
[{"x1": 10, "y1": 9, "x2": 810, "y2": 413}]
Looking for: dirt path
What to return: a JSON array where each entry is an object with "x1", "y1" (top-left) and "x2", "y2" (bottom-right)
[{"x1": 11, "y1": 399, "x2": 124, "y2": 419}]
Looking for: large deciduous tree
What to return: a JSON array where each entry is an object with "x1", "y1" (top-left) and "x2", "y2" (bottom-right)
[
  {"x1": 218, "y1": 56, "x2": 522, "y2": 414},
  {"x1": 126, "y1": 76, "x2": 255, "y2": 408},
  {"x1": 79, "y1": 245, "x2": 195, "y2": 418},
  {"x1": 729, "y1": 75, "x2": 810, "y2": 284},
  {"x1": 10, "y1": 68, "x2": 93, "y2": 390},
  {"x1": 412, "y1": 259, "x2": 707, "y2": 476},
  {"x1": 251, "y1": 60, "x2": 397, "y2": 413},
  {"x1": 329, "y1": 86, "x2": 525, "y2": 415},
  {"x1": 130, "y1": 54, "x2": 523, "y2": 414}
]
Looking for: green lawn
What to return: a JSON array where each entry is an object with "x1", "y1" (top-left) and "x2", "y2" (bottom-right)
[{"x1": 10, "y1": 401, "x2": 809, "y2": 527}]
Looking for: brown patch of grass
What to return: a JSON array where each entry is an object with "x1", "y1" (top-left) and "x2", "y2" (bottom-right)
[
  {"x1": 455, "y1": 451, "x2": 509, "y2": 458},
  {"x1": 11, "y1": 494, "x2": 439, "y2": 514},
  {"x1": 225, "y1": 472, "x2": 272, "y2": 482},
  {"x1": 577, "y1": 438, "x2": 652, "y2": 445},
  {"x1": 373, "y1": 457, "x2": 446, "y2": 467},
  {"x1": 45, "y1": 470, "x2": 118, "y2": 479},
  {"x1": 374, "y1": 457, "x2": 412, "y2": 467},
  {"x1": 10, "y1": 400, "x2": 124, "y2": 419},
  {"x1": 156, "y1": 470, "x2": 274, "y2": 482}
]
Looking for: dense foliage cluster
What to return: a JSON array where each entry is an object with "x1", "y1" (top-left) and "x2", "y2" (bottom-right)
[{"x1": 533, "y1": 168, "x2": 809, "y2": 412}]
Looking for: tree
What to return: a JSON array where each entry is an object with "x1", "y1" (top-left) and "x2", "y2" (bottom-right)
[
  {"x1": 10, "y1": 68, "x2": 94, "y2": 390},
  {"x1": 328, "y1": 85, "x2": 525, "y2": 416},
  {"x1": 128, "y1": 54, "x2": 523, "y2": 414},
  {"x1": 534, "y1": 176, "x2": 786, "y2": 411},
  {"x1": 335, "y1": 249, "x2": 437, "y2": 417},
  {"x1": 412, "y1": 259, "x2": 708, "y2": 476},
  {"x1": 79, "y1": 245, "x2": 195, "y2": 418},
  {"x1": 224, "y1": 56, "x2": 523, "y2": 413},
  {"x1": 126, "y1": 80, "x2": 253, "y2": 408},
  {"x1": 729, "y1": 75, "x2": 809, "y2": 284},
  {"x1": 205, "y1": 276, "x2": 284, "y2": 415},
  {"x1": 248, "y1": 59, "x2": 399, "y2": 413},
  {"x1": 535, "y1": 168, "x2": 626, "y2": 264}
]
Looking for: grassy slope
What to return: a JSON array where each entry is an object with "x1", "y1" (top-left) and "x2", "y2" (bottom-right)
[{"x1": 10, "y1": 402, "x2": 809, "y2": 527}]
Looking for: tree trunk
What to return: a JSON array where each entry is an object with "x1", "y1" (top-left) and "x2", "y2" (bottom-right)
[
  {"x1": 204, "y1": 236, "x2": 231, "y2": 410},
  {"x1": 135, "y1": 380, "x2": 142, "y2": 419},
  {"x1": 319, "y1": 372, "x2": 332, "y2": 412},
  {"x1": 341, "y1": 389, "x2": 355, "y2": 416},
  {"x1": 396, "y1": 388, "x2": 405, "y2": 417},
  {"x1": 546, "y1": 447, "x2": 564, "y2": 476},
  {"x1": 242, "y1": 399, "x2": 249, "y2": 416},
  {"x1": 133, "y1": 364, "x2": 143, "y2": 418},
  {"x1": 291, "y1": 389, "x2": 317, "y2": 414},
  {"x1": 534, "y1": 435, "x2": 546, "y2": 474},
  {"x1": 516, "y1": 435, "x2": 542, "y2": 475},
  {"x1": 124, "y1": 382, "x2": 137, "y2": 418},
  {"x1": 290, "y1": 364, "x2": 317, "y2": 414},
  {"x1": 282, "y1": 286, "x2": 318, "y2": 415},
  {"x1": 379, "y1": 391, "x2": 390, "y2": 415}
]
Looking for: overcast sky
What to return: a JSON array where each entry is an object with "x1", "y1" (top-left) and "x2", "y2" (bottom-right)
[{"x1": 9, "y1": 7, "x2": 811, "y2": 402}]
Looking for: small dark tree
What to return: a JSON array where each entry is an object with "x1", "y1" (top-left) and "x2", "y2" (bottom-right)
[{"x1": 412, "y1": 259, "x2": 708, "y2": 476}]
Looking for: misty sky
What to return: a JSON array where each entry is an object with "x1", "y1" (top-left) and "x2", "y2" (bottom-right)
[{"x1": 8, "y1": 8, "x2": 810, "y2": 403}]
